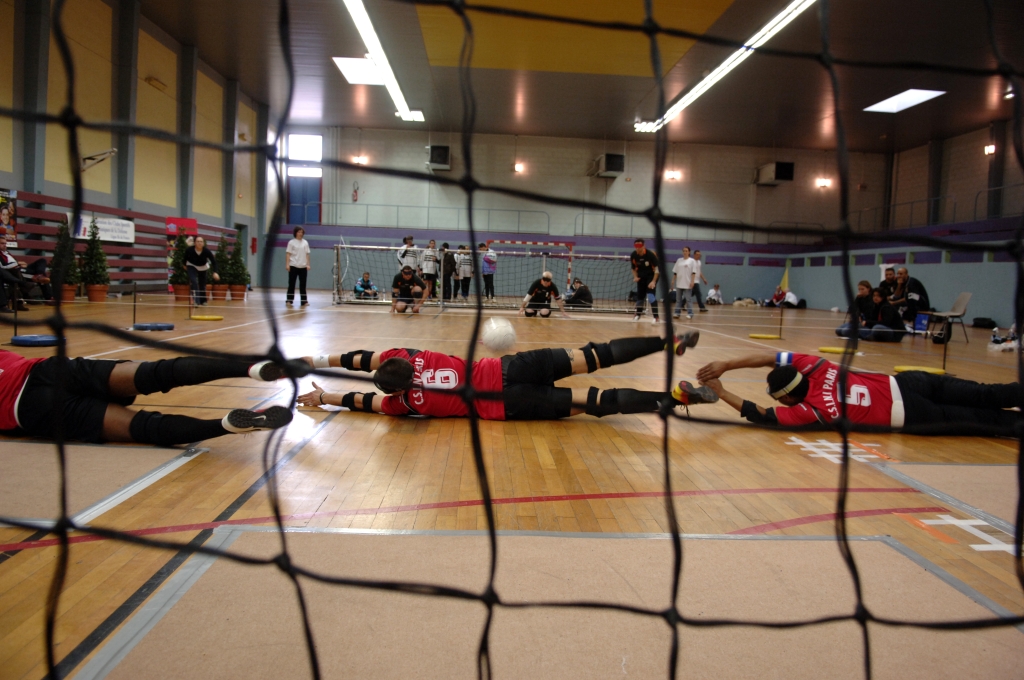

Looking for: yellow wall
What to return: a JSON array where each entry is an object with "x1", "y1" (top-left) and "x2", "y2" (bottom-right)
[
  {"x1": 234, "y1": 103, "x2": 256, "y2": 217},
  {"x1": 192, "y1": 71, "x2": 222, "y2": 218},
  {"x1": 44, "y1": 0, "x2": 113, "y2": 193},
  {"x1": 133, "y1": 30, "x2": 178, "y2": 207},
  {"x1": 0, "y1": 0, "x2": 14, "y2": 174}
]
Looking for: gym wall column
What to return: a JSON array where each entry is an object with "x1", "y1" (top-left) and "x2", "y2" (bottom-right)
[
  {"x1": 987, "y1": 120, "x2": 1006, "y2": 219},
  {"x1": 177, "y1": 46, "x2": 197, "y2": 218},
  {"x1": 881, "y1": 151, "x2": 894, "y2": 231},
  {"x1": 222, "y1": 80, "x2": 238, "y2": 230},
  {"x1": 21, "y1": 0, "x2": 50, "y2": 193},
  {"x1": 253, "y1": 101, "x2": 269, "y2": 285},
  {"x1": 926, "y1": 139, "x2": 943, "y2": 225},
  {"x1": 115, "y1": 0, "x2": 139, "y2": 210}
]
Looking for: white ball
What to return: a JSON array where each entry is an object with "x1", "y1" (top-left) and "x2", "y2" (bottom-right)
[{"x1": 482, "y1": 317, "x2": 517, "y2": 352}]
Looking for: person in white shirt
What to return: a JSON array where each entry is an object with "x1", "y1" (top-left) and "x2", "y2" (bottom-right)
[
  {"x1": 455, "y1": 245, "x2": 473, "y2": 300},
  {"x1": 706, "y1": 284, "x2": 723, "y2": 305},
  {"x1": 285, "y1": 226, "x2": 311, "y2": 307},
  {"x1": 396, "y1": 235, "x2": 419, "y2": 271},
  {"x1": 418, "y1": 239, "x2": 440, "y2": 299},
  {"x1": 671, "y1": 246, "x2": 697, "y2": 320},
  {"x1": 782, "y1": 289, "x2": 799, "y2": 308},
  {"x1": 692, "y1": 250, "x2": 709, "y2": 312}
]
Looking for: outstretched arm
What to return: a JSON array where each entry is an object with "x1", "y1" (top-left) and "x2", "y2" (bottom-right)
[
  {"x1": 696, "y1": 353, "x2": 776, "y2": 382},
  {"x1": 301, "y1": 351, "x2": 382, "y2": 371},
  {"x1": 701, "y1": 378, "x2": 778, "y2": 426},
  {"x1": 297, "y1": 381, "x2": 385, "y2": 413}
]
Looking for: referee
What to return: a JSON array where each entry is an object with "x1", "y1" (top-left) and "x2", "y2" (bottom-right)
[{"x1": 630, "y1": 238, "x2": 660, "y2": 323}]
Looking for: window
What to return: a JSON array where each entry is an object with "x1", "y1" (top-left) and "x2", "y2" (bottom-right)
[{"x1": 288, "y1": 134, "x2": 323, "y2": 162}]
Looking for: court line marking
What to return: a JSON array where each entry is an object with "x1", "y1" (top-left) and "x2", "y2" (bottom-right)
[
  {"x1": 727, "y1": 506, "x2": 946, "y2": 535},
  {"x1": 0, "y1": 487, "x2": 922, "y2": 553},
  {"x1": 894, "y1": 513, "x2": 959, "y2": 544},
  {"x1": 870, "y1": 463, "x2": 1017, "y2": 536},
  {"x1": 73, "y1": 527, "x2": 1024, "y2": 679}
]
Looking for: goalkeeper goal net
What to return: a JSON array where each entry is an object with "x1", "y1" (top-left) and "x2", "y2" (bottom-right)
[{"x1": 333, "y1": 242, "x2": 635, "y2": 313}]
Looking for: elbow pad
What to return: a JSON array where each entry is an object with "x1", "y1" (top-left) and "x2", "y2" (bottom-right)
[
  {"x1": 340, "y1": 350, "x2": 374, "y2": 371},
  {"x1": 741, "y1": 400, "x2": 778, "y2": 426}
]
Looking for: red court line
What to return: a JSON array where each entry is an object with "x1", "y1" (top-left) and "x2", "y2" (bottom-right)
[
  {"x1": 729, "y1": 507, "x2": 947, "y2": 535},
  {"x1": 0, "y1": 487, "x2": 921, "y2": 553}
]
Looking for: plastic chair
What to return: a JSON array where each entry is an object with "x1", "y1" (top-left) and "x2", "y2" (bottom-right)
[{"x1": 927, "y1": 292, "x2": 972, "y2": 343}]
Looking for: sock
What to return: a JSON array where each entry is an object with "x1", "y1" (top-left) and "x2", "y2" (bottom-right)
[
  {"x1": 585, "y1": 388, "x2": 664, "y2": 417},
  {"x1": 608, "y1": 337, "x2": 665, "y2": 366},
  {"x1": 134, "y1": 357, "x2": 251, "y2": 395},
  {"x1": 129, "y1": 410, "x2": 229, "y2": 447}
]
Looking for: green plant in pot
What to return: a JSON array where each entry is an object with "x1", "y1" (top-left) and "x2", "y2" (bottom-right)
[
  {"x1": 80, "y1": 217, "x2": 110, "y2": 302},
  {"x1": 225, "y1": 236, "x2": 250, "y2": 300},
  {"x1": 169, "y1": 228, "x2": 191, "y2": 301},
  {"x1": 51, "y1": 219, "x2": 81, "y2": 302}
]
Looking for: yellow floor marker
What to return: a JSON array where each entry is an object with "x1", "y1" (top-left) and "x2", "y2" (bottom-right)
[
  {"x1": 819, "y1": 346, "x2": 861, "y2": 354},
  {"x1": 190, "y1": 314, "x2": 224, "y2": 321},
  {"x1": 893, "y1": 365, "x2": 946, "y2": 375},
  {"x1": 749, "y1": 333, "x2": 781, "y2": 340}
]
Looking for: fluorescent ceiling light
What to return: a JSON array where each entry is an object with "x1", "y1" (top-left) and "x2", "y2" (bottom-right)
[
  {"x1": 863, "y1": 89, "x2": 945, "y2": 113},
  {"x1": 288, "y1": 134, "x2": 323, "y2": 162},
  {"x1": 635, "y1": 0, "x2": 817, "y2": 133},
  {"x1": 287, "y1": 166, "x2": 323, "y2": 178},
  {"x1": 342, "y1": 0, "x2": 424, "y2": 122},
  {"x1": 333, "y1": 56, "x2": 385, "y2": 85}
]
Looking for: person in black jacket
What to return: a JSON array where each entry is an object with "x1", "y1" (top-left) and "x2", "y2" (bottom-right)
[
  {"x1": 837, "y1": 288, "x2": 905, "y2": 342},
  {"x1": 890, "y1": 267, "x2": 930, "y2": 324},
  {"x1": 185, "y1": 236, "x2": 219, "y2": 306},
  {"x1": 835, "y1": 281, "x2": 875, "y2": 338},
  {"x1": 440, "y1": 242, "x2": 456, "y2": 301},
  {"x1": 564, "y1": 277, "x2": 594, "y2": 308}
]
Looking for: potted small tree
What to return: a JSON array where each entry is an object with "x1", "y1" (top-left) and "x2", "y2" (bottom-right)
[
  {"x1": 80, "y1": 217, "x2": 110, "y2": 302},
  {"x1": 51, "y1": 219, "x2": 81, "y2": 302},
  {"x1": 169, "y1": 228, "x2": 191, "y2": 302},
  {"x1": 226, "y1": 238, "x2": 249, "y2": 301},
  {"x1": 211, "y1": 236, "x2": 230, "y2": 301}
]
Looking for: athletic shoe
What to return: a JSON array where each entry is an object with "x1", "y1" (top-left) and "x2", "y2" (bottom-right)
[
  {"x1": 249, "y1": 360, "x2": 287, "y2": 382},
  {"x1": 671, "y1": 330, "x2": 700, "y2": 356},
  {"x1": 687, "y1": 314, "x2": 693, "y2": 320},
  {"x1": 651, "y1": 317, "x2": 658, "y2": 324},
  {"x1": 671, "y1": 380, "x2": 718, "y2": 406},
  {"x1": 632, "y1": 314, "x2": 640, "y2": 322},
  {"x1": 672, "y1": 313, "x2": 680, "y2": 319},
  {"x1": 699, "y1": 309, "x2": 708, "y2": 313},
  {"x1": 222, "y1": 406, "x2": 293, "y2": 433}
]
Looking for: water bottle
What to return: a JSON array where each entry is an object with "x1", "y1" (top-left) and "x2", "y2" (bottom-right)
[{"x1": 991, "y1": 327, "x2": 1002, "y2": 344}]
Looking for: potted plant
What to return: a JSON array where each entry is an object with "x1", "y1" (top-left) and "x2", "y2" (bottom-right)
[
  {"x1": 169, "y1": 228, "x2": 191, "y2": 302},
  {"x1": 80, "y1": 217, "x2": 110, "y2": 302},
  {"x1": 225, "y1": 237, "x2": 250, "y2": 301},
  {"x1": 51, "y1": 219, "x2": 81, "y2": 302},
  {"x1": 211, "y1": 236, "x2": 230, "y2": 301}
]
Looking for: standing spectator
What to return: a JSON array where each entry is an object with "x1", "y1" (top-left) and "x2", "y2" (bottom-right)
[
  {"x1": 706, "y1": 284, "x2": 723, "y2": 305},
  {"x1": 630, "y1": 238, "x2": 660, "y2": 323},
  {"x1": 419, "y1": 239, "x2": 440, "y2": 299},
  {"x1": 396, "y1": 235, "x2": 418, "y2": 271},
  {"x1": 480, "y1": 242, "x2": 497, "y2": 301},
  {"x1": 354, "y1": 272, "x2": 378, "y2": 299},
  {"x1": 441, "y1": 242, "x2": 456, "y2": 301},
  {"x1": 186, "y1": 236, "x2": 220, "y2": 307},
  {"x1": 692, "y1": 250, "x2": 709, "y2": 312},
  {"x1": 671, "y1": 246, "x2": 696, "y2": 320},
  {"x1": 455, "y1": 245, "x2": 473, "y2": 300},
  {"x1": 765, "y1": 286, "x2": 786, "y2": 307},
  {"x1": 889, "y1": 267, "x2": 930, "y2": 325},
  {"x1": 564, "y1": 277, "x2": 593, "y2": 308},
  {"x1": 878, "y1": 267, "x2": 897, "y2": 299},
  {"x1": 285, "y1": 226, "x2": 311, "y2": 307}
]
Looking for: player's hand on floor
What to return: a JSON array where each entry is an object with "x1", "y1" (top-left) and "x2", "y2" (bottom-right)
[
  {"x1": 561, "y1": 312, "x2": 571, "y2": 319},
  {"x1": 297, "y1": 382, "x2": 326, "y2": 407},
  {"x1": 518, "y1": 308, "x2": 525, "y2": 316},
  {"x1": 696, "y1": 362, "x2": 727, "y2": 382},
  {"x1": 701, "y1": 377, "x2": 723, "y2": 395}
]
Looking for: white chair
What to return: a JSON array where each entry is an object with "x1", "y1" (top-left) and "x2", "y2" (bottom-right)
[{"x1": 927, "y1": 292, "x2": 972, "y2": 343}]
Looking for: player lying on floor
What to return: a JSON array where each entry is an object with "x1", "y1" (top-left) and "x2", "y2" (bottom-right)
[
  {"x1": 294, "y1": 332, "x2": 717, "y2": 420},
  {"x1": 0, "y1": 349, "x2": 292, "y2": 446},
  {"x1": 694, "y1": 351, "x2": 1020, "y2": 435}
]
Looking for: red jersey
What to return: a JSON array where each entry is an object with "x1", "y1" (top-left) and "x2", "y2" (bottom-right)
[
  {"x1": 0, "y1": 350, "x2": 46, "y2": 430},
  {"x1": 772, "y1": 352, "x2": 903, "y2": 429},
  {"x1": 378, "y1": 349, "x2": 505, "y2": 420}
]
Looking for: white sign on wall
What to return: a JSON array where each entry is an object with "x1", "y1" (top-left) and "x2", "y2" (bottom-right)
[{"x1": 68, "y1": 214, "x2": 136, "y2": 243}]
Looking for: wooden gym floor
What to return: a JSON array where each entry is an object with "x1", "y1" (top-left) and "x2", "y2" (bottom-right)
[{"x1": 0, "y1": 291, "x2": 1022, "y2": 678}]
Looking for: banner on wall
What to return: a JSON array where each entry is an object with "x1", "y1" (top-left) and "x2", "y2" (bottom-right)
[
  {"x1": 165, "y1": 217, "x2": 198, "y2": 237},
  {"x1": 68, "y1": 213, "x2": 136, "y2": 243},
  {"x1": 0, "y1": 188, "x2": 17, "y2": 248}
]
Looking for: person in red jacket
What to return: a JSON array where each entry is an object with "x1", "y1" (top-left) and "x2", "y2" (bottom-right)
[
  {"x1": 695, "y1": 351, "x2": 1019, "y2": 435},
  {"x1": 295, "y1": 332, "x2": 715, "y2": 420},
  {"x1": 0, "y1": 350, "x2": 292, "y2": 446}
]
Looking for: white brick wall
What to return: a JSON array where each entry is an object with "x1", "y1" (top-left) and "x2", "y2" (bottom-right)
[{"x1": 941, "y1": 127, "x2": 989, "y2": 222}]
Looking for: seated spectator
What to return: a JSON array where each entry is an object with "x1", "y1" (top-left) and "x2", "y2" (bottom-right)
[
  {"x1": 781, "y1": 289, "x2": 799, "y2": 309},
  {"x1": 850, "y1": 280, "x2": 875, "y2": 319},
  {"x1": 564, "y1": 277, "x2": 594, "y2": 308},
  {"x1": 878, "y1": 267, "x2": 897, "y2": 299},
  {"x1": 354, "y1": 272, "x2": 378, "y2": 299},
  {"x1": 837, "y1": 288, "x2": 905, "y2": 342},
  {"x1": 765, "y1": 286, "x2": 785, "y2": 307},
  {"x1": 706, "y1": 284, "x2": 723, "y2": 305},
  {"x1": 0, "y1": 235, "x2": 40, "y2": 311},
  {"x1": 889, "y1": 267, "x2": 930, "y2": 324}
]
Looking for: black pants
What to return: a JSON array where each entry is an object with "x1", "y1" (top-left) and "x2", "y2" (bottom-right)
[
  {"x1": 691, "y1": 283, "x2": 706, "y2": 310},
  {"x1": 459, "y1": 277, "x2": 471, "y2": 298},
  {"x1": 483, "y1": 274, "x2": 495, "y2": 298},
  {"x1": 635, "y1": 278, "x2": 657, "y2": 317},
  {"x1": 287, "y1": 266, "x2": 308, "y2": 304},
  {"x1": 187, "y1": 268, "x2": 208, "y2": 305},
  {"x1": 896, "y1": 371, "x2": 1020, "y2": 434},
  {"x1": 442, "y1": 274, "x2": 453, "y2": 300}
]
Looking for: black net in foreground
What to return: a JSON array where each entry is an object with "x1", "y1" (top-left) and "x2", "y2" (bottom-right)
[{"x1": 0, "y1": 1, "x2": 1022, "y2": 679}]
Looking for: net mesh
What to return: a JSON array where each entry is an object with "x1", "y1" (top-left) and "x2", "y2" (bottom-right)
[{"x1": 0, "y1": 0, "x2": 1022, "y2": 678}]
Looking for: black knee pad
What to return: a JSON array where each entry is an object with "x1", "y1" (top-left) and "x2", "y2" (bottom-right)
[
  {"x1": 524, "y1": 309, "x2": 537, "y2": 317},
  {"x1": 585, "y1": 386, "x2": 604, "y2": 417},
  {"x1": 539, "y1": 308, "x2": 551, "y2": 317},
  {"x1": 133, "y1": 359, "x2": 173, "y2": 395},
  {"x1": 581, "y1": 342, "x2": 613, "y2": 371},
  {"x1": 129, "y1": 410, "x2": 162, "y2": 444}
]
